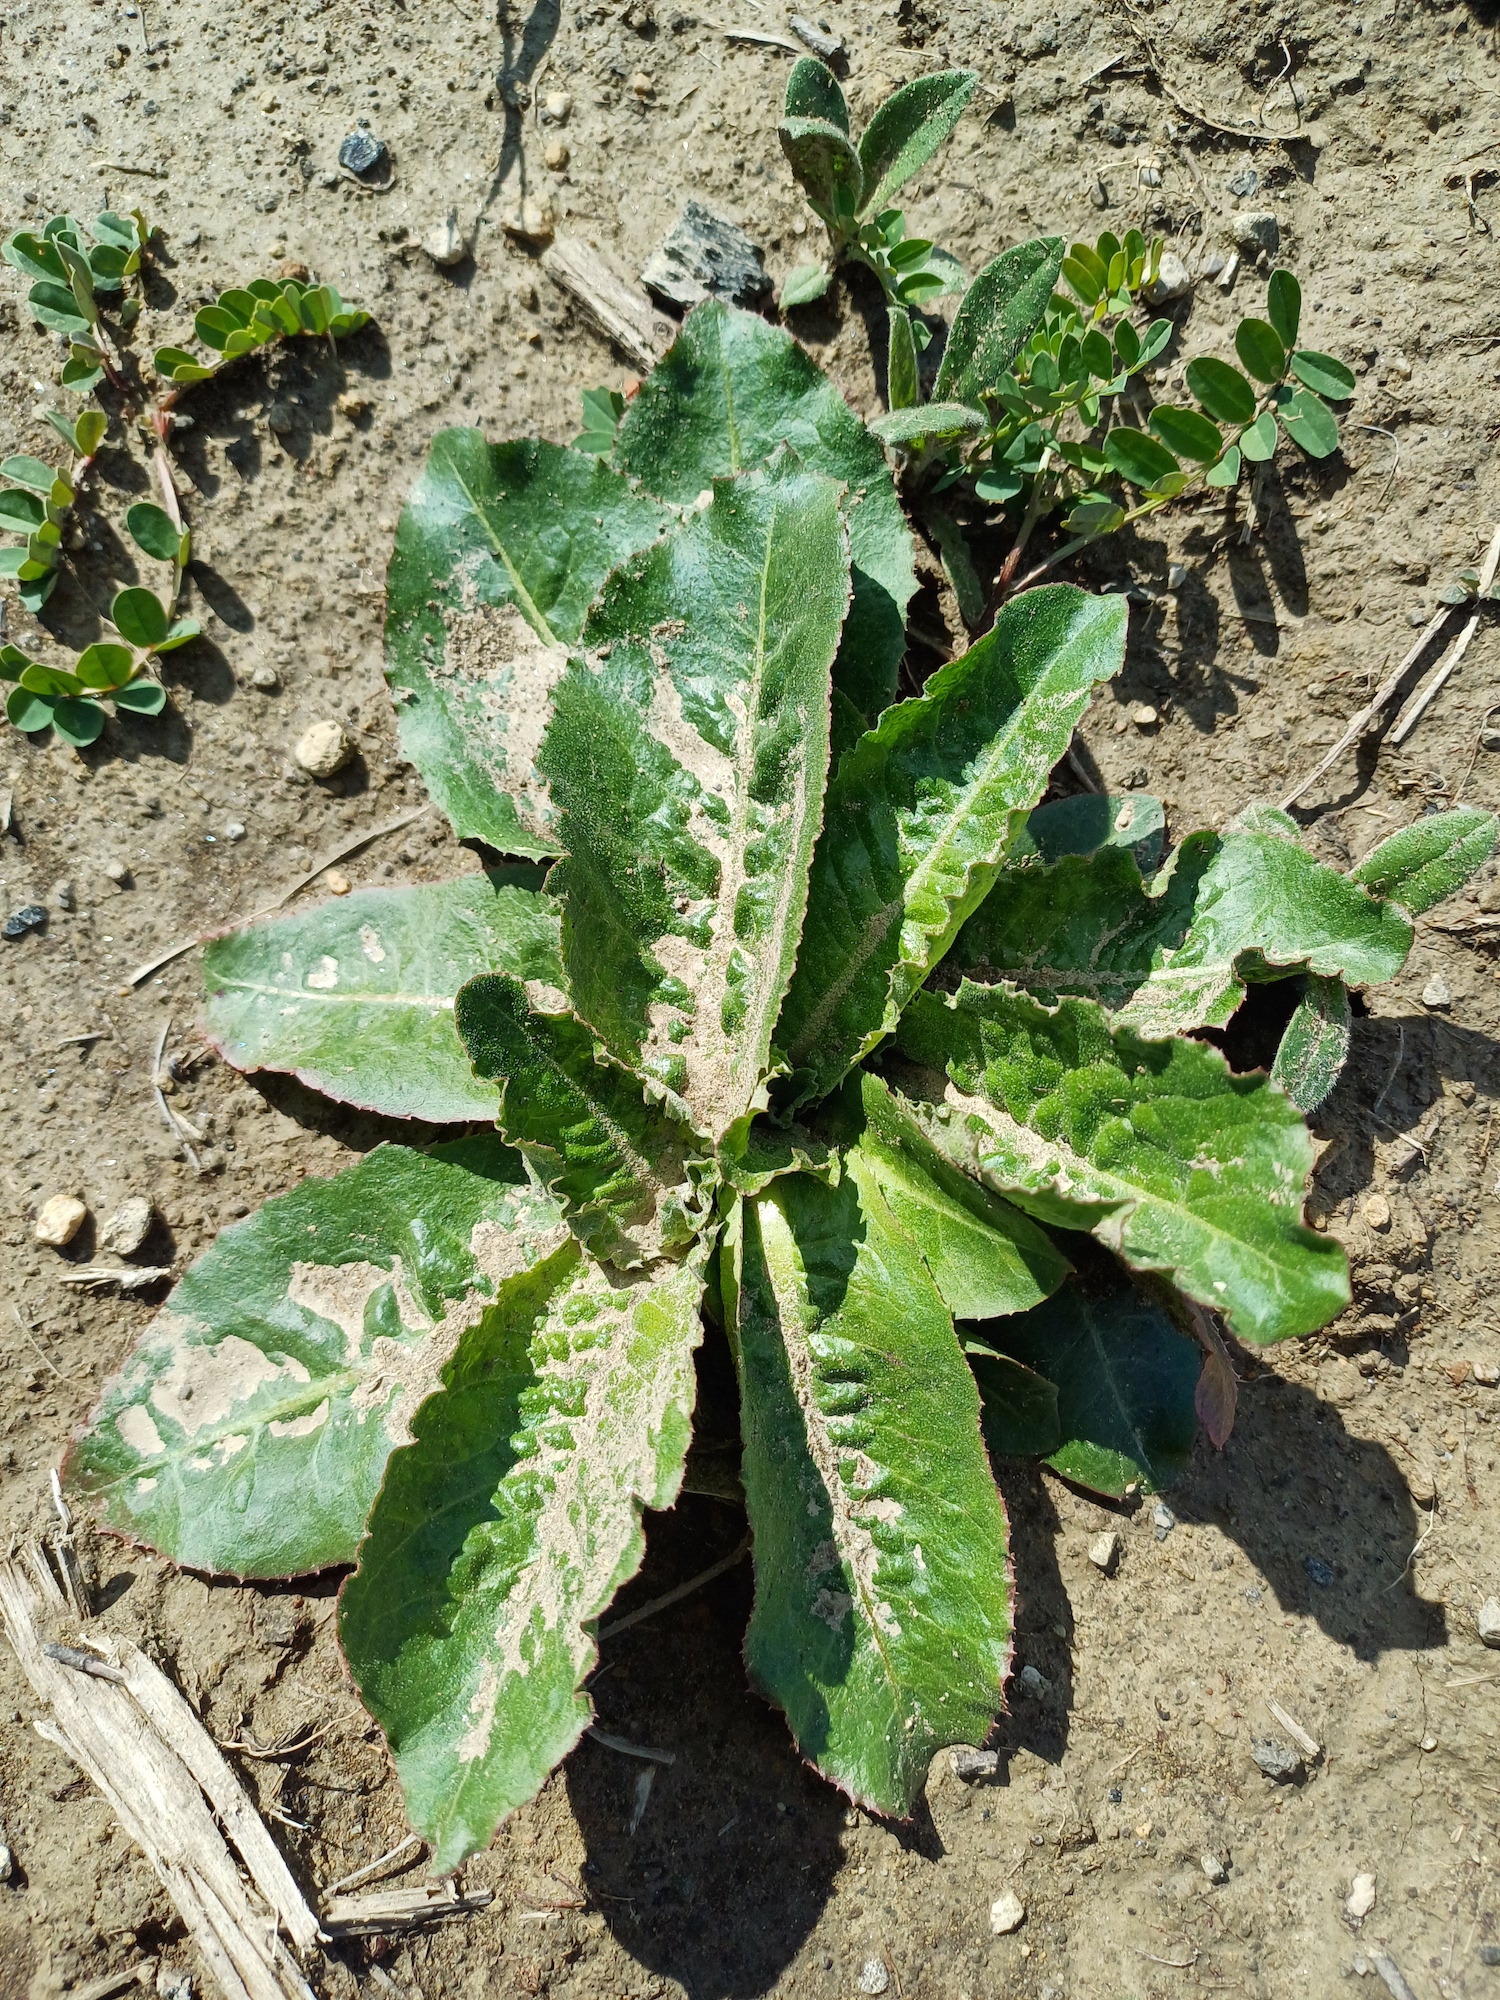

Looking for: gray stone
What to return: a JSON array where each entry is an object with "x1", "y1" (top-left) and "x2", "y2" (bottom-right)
[
  {"x1": 101, "y1": 1196, "x2": 155, "y2": 1258},
  {"x1": 1422, "y1": 974, "x2": 1451, "y2": 1011},
  {"x1": 1144, "y1": 250, "x2": 1192, "y2": 303},
  {"x1": 642, "y1": 201, "x2": 772, "y2": 309},
  {"x1": 1201, "y1": 1852, "x2": 1228, "y2": 1884},
  {"x1": 950, "y1": 1746, "x2": 1000, "y2": 1781},
  {"x1": 1479, "y1": 1597, "x2": 1500, "y2": 1648},
  {"x1": 338, "y1": 126, "x2": 387, "y2": 178},
  {"x1": 1088, "y1": 1529, "x2": 1121, "y2": 1574},
  {"x1": 1152, "y1": 1500, "x2": 1177, "y2": 1541},
  {"x1": 1251, "y1": 1735, "x2": 1303, "y2": 1781},
  {"x1": 1230, "y1": 209, "x2": 1281, "y2": 255},
  {"x1": 422, "y1": 209, "x2": 474, "y2": 268},
  {"x1": 1227, "y1": 165, "x2": 1260, "y2": 198},
  {"x1": 856, "y1": 1958, "x2": 889, "y2": 1995}
]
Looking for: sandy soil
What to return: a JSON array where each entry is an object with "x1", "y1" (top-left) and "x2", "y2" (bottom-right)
[{"x1": 3, "y1": 1, "x2": 1500, "y2": 1997}]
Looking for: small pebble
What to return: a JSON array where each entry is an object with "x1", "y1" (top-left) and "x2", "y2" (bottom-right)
[
  {"x1": 543, "y1": 138, "x2": 570, "y2": 172},
  {"x1": 338, "y1": 126, "x2": 388, "y2": 177},
  {"x1": 1152, "y1": 1500, "x2": 1176, "y2": 1541},
  {"x1": 540, "y1": 89, "x2": 572, "y2": 123},
  {"x1": 1478, "y1": 1597, "x2": 1500, "y2": 1648},
  {"x1": 1227, "y1": 165, "x2": 1260, "y2": 198},
  {"x1": 1167, "y1": 562, "x2": 1188, "y2": 591},
  {"x1": 950, "y1": 1746, "x2": 999, "y2": 1781},
  {"x1": 3, "y1": 904, "x2": 48, "y2": 940},
  {"x1": 1251, "y1": 1735, "x2": 1303, "y2": 1782},
  {"x1": 251, "y1": 664, "x2": 281, "y2": 691},
  {"x1": 1089, "y1": 1529, "x2": 1121, "y2": 1574},
  {"x1": 294, "y1": 720, "x2": 354, "y2": 778},
  {"x1": 156, "y1": 1970, "x2": 194, "y2": 2000},
  {"x1": 0, "y1": 1836, "x2": 11, "y2": 1882},
  {"x1": 51, "y1": 878, "x2": 75, "y2": 912},
  {"x1": 1131, "y1": 702, "x2": 1159, "y2": 730},
  {"x1": 35, "y1": 1194, "x2": 88, "y2": 1248},
  {"x1": 1420, "y1": 1733, "x2": 1437, "y2": 1753},
  {"x1": 1421, "y1": 974, "x2": 1451, "y2": 1011},
  {"x1": 1346, "y1": 1873, "x2": 1377, "y2": 1923},
  {"x1": 1230, "y1": 208, "x2": 1280, "y2": 255},
  {"x1": 1201, "y1": 1852, "x2": 1228, "y2": 1884},
  {"x1": 1473, "y1": 1359, "x2": 1499, "y2": 1387},
  {"x1": 102, "y1": 858, "x2": 131, "y2": 885},
  {"x1": 101, "y1": 1196, "x2": 155, "y2": 1258},
  {"x1": 1362, "y1": 1192, "x2": 1392, "y2": 1231},
  {"x1": 325, "y1": 871, "x2": 352, "y2": 895},
  {"x1": 1481, "y1": 1944, "x2": 1500, "y2": 1968},
  {"x1": 1199, "y1": 249, "x2": 1227, "y2": 279},
  {"x1": 629, "y1": 70, "x2": 654, "y2": 97},
  {"x1": 502, "y1": 197, "x2": 555, "y2": 246},
  {"x1": 1143, "y1": 249, "x2": 1192, "y2": 303},
  {"x1": 1088, "y1": 178, "x2": 1109, "y2": 209},
  {"x1": 422, "y1": 209, "x2": 473, "y2": 267},
  {"x1": 855, "y1": 1958, "x2": 888, "y2": 1996},
  {"x1": 1304, "y1": 1554, "x2": 1337, "y2": 1589},
  {"x1": 1018, "y1": 1663, "x2": 1051, "y2": 1697},
  {"x1": 990, "y1": 1890, "x2": 1026, "y2": 1936},
  {"x1": 224, "y1": 822, "x2": 247, "y2": 843}
]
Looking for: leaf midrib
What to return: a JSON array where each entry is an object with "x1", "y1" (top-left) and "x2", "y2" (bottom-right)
[
  {"x1": 449, "y1": 458, "x2": 560, "y2": 649},
  {"x1": 212, "y1": 976, "x2": 458, "y2": 1011}
]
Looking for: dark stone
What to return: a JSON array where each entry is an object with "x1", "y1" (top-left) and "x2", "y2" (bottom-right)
[
  {"x1": 1303, "y1": 1555, "x2": 1337, "y2": 1589},
  {"x1": 338, "y1": 126, "x2": 387, "y2": 177},
  {"x1": 1227, "y1": 165, "x2": 1260, "y2": 198},
  {"x1": 1251, "y1": 1736, "x2": 1304, "y2": 1782},
  {"x1": 641, "y1": 200, "x2": 772, "y2": 310},
  {"x1": 3, "y1": 904, "x2": 47, "y2": 940}
]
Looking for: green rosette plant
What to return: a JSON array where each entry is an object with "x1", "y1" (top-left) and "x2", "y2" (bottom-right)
[{"x1": 66, "y1": 301, "x2": 1494, "y2": 1870}]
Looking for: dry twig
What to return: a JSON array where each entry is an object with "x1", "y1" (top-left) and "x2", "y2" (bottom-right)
[
  {"x1": 1281, "y1": 606, "x2": 1457, "y2": 807},
  {"x1": 1390, "y1": 522, "x2": 1500, "y2": 745}
]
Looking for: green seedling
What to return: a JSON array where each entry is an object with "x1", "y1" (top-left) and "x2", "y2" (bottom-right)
[
  {"x1": 873, "y1": 249, "x2": 1355, "y2": 607},
  {"x1": 779, "y1": 58, "x2": 975, "y2": 316},
  {"x1": 153, "y1": 276, "x2": 370, "y2": 389},
  {"x1": 65, "y1": 301, "x2": 1494, "y2": 1873},
  {"x1": 2, "y1": 209, "x2": 152, "y2": 393}
]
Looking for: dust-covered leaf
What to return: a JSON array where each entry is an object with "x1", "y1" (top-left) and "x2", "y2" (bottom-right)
[
  {"x1": 456, "y1": 974, "x2": 712, "y2": 1267},
  {"x1": 951, "y1": 830, "x2": 1414, "y2": 1037},
  {"x1": 979, "y1": 1272, "x2": 1200, "y2": 1495},
  {"x1": 856, "y1": 70, "x2": 978, "y2": 218},
  {"x1": 1348, "y1": 806, "x2": 1498, "y2": 915},
  {"x1": 776, "y1": 584, "x2": 1127, "y2": 1103},
  {"x1": 64, "y1": 1139, "x2": 570, "y2": 1578},
  {"x1": 203, "y1": 871, "x2": 563, "y2": 1122},
  {"x1": 933, "y1": 238, "x2": 1064, "y2": 406},
  {"x1": 1009, "y1": 791, "x2": 1165, "y2": 872},
  {"x1": 340, "y1": 1251, "x2": 705, "y2": 1871},
  {"x1": 889, "y1": 983, "x2": 1351, "y2": 1344},
  {"x1": 779, "y1": 116, "x2": 864, "y2": 223},
  {"x1": 729, "y1": 1161, "x2": 1011, "y2": 1817},
  {"x1": 544, "y1": 454, "x2": 850, "y2": 1143},
  {"x1": 615, "y1": 300, "x2": 916, "y2": 741},
  {"x1": 1271, "y1": 973, "x2": 1351, "y2": 1114},
  {"x1": 384, "y1": 431, "x2": 671, "y2": 857}
]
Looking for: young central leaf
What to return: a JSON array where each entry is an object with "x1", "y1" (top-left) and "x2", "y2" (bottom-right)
[
  {"x1": 542, "y1": 453, "x2": 851, "y2": 1144},
  {"x1": 64, "y1": 1139, "x2": 569, "y2": 1578},
  {"x1": 776, "y1": 584, "x2": 1127, "y2": 1105},
  {"x1": 889, "y1": 984, "x2": 1351, "y2": 1345},
  {"x1": 340, "y1": 1249, "x2": 706, "y2": 1874},
  {"x1": 456, "y1": 974, "x2": 711, "y2": 1269},
  {"x1": 729, "y1": 1162, "x2": 1012, "y2": 1817},
  {"x1": 384, "y1": 433, "x2": 671, "y2": 857}
]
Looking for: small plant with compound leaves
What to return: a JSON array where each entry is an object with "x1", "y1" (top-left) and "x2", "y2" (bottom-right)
[{"x1": 65, "y1": 299, "x2": 1495, "y2": 1880}]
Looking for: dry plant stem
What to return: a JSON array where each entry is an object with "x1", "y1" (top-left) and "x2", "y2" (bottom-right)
[
  {"x1": 993, "y1": 448, "x2": 1055, "y2": 598},
  {"x1": 595, "y1": 1532, "x2": 752, "y2": 1639},
  {"x1": 324, "y1": 1833, "x2": 423, "y2": 1897},
  {"x1": 73, "y1": 1966, "x2": 156, "y2": 2000},
  {"x1": 124, "y1": 804, "x2": 430, "y2": 987},
  {"x1": 1372, "y1": 1953, "x2": 1421, "y2": 2000},
  {"x1": 0, "y1": 1544, "x2": 321, "y2": 2000},
  {"x1": 319, "y1": 1881, "x2": 494, "y2": 1938},
  {"x1": 151, "y1": 1016, "x2": 203, "y2": 1174},
  {"x1": 1280, "y1": 604, "x2": 1458, "y2": 807},
  {"x1": 1390, "y1": 522, "x2": 1500, "y2": 745}
]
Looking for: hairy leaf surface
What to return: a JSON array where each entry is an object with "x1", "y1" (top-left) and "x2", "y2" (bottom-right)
[
  {"x1": 857, "y1": 70, "x2": 978, "y2": 218},
  {"x1": 384, "y1": 432, "x2": 670, "y2": 856},
  {"x1": 777, "y1": 585, "x2": 1127, "y2": 1102},
  {"x1": 202, "y1": 871, "x2": 562, "y2": 1122},
  {"x1": 889, "y1": 984, "x2": 1350, "y2": 1344},
  {"x1": 64, "y1": 1139, "x2": 568, "y2": 1577},
  {"x1": 341, "y1": 1251, "x2": 705, "y2": 1872},
  {"x1": 456, "y1": 974, "x2": 711, "y2": 1268},
  {"x1": 934, "y1": 238, "x2": 1065, "y2": 405},
  {"x1": 961, "y1": 1345, "x2": 1061, "y2": 1459},
  {"x1": 1011, "y1": 790, "x2": 1165, "y2": 872},
  {"x1": 545, "y1": 455, "x2": 850, "y2": 1142},
  {"x1": 1271, "y1": 973, "x2": 1351, "y2": 1114},
  {"x1": 729, "y1": 1163, "x2": 1011, "y2": 1815},
  {"x1": 614, "y1": 300, "x2": 916, "y2": 740},
  {"x1": 1349, "y1": 806, "x2": 1498, "y2": 915},
  {"x1": 852, "y1": 1073, "x2": 1069, "y2": 1320},
  {"x1": 952, "y1": 830, "x2": 1413, "y2": 1036},
  {"x1": 977, "y1": 1274, "x2": 1200, "y2": 1495}
]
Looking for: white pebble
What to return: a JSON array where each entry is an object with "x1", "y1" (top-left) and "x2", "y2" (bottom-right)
[
  {"x1": 1473, "y1": 1358, "x2": 1499, "y2": 1387},
  {"x1": 1152, "y1": 1500, "x2": 1177, "y2": 1540},
  {"x1": 251, "y1": 664, "x2": 281, "y2": 691},
  {"x1": 35, "y1": 1194, "x2": 87, "y2": 1248},
  {"x1": 1362, "y1": 1192, "x2": 1392, "y2": 1232},
  {"x1": 1346, "y1": 1872, "x2": 1377, "y2": 1923},
  {"x1": 1088, "y1": 1529, "x2": 1121, "y2": 1574},
  {"x1": 294, "y1": 720, "x2": 354, "y2": 778},
  {"x1": 422, "y1": 209, "x2": 473, "y2": 267},
  {"x1": 1479, "y1": 1598, "x2": 1500, "y2": 1648},
  {"x1": 1131, "y1": 702, "x2": 1159, "y2": 730},
  {"x1": 1201, "y1": 1852, "x2": 1227, "y2": 1884},
  {"x1": 856, "y1": 1957, "x2": 889, "y2": 1995},
  {"x1": 1144, "y1": 249, "x2": 1192, "y2": 303},
  {"x1": 1421, "y1": 974, "x2": 1451, "y2": 1011},
  {"x1": 990, "y1": 1890, "x2": 1026, "y2": 1936},
  {"x1": 101, "y1": 1195, "x2": 155, "y2": 1258},
  {"x1": 224, "y1": 822, "x2": 247, "y2": 843}
]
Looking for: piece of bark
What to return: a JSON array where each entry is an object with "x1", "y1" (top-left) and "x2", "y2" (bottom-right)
[
  {"x1": 320, "y1": 1881, "x2": 495, "y2": 1937},
  {"x1": 542, "y1": 236, "x2": 674, "y2": 372}
]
